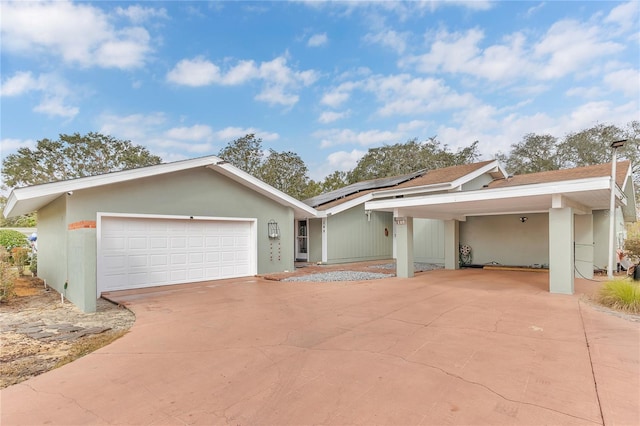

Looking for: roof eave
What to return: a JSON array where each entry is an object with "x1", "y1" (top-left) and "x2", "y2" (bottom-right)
[{"x1": 365, "y1": 176, "x2": 612, "y2": 212}]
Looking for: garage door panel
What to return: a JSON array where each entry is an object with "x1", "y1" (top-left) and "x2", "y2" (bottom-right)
[
  {"x1": 99, "y1": 217, "x2": 255, "y2": 293},
  {"x1": 171, "y1": 237, "x2": 187, "y2": 249},
  {"x1": 103, "y1": 237, "x2": 125, "y2": 250},
  {"x1": 129, "y1": 255, "x2": 147, "y2": 268},
  {"x1": 150, "y1": 255, "x2": 168, "y2": 266},
  {"x1": 171, "y1": 253, "x2": 188, "y2": 265}
]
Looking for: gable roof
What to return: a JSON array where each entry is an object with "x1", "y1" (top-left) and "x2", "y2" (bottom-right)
[
  {"x1": 308, "y1": 160, "x2": 506, "y2": 214},
  {"x1": 488, "y1": 161, "x2": 631, "y2": 189},
  {"x1": 3, "y1": 155, "x2": 318, "y2": 219}
]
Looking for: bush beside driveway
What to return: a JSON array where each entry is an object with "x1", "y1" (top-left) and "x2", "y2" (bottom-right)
[{"x1": 1, "y1": 269, "x2": 638, "y2": 425}]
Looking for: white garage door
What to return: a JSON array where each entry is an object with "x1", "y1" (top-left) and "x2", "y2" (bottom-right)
[{"x1": 98, "y1": 215, "x2": 255, "y2": 294}]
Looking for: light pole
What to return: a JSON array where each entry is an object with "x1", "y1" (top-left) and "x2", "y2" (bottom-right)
[{"x1": 607, "y1": 139, "x2": 627, "y2": 279}]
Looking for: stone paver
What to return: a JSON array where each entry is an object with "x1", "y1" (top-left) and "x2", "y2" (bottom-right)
[{"x1": 1, "y1": 269, "x2": 638, "y2": 425}]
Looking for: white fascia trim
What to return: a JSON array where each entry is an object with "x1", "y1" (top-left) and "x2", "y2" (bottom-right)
[
  {"x1": 97, "y1": 212, "x2": 258, "y2": 222},
  {"x1": 319, "y1": 193, "x2": 375, "y2": 217},
  {"x1": 209, "y1": 163, "x2": 318, "y2": 218},
  {"x1": 365, "y1": 176, "x2": 612, "y2": 211},
  {"x1": 4, "y1": 156, "x2": 224, "y2": 218}
]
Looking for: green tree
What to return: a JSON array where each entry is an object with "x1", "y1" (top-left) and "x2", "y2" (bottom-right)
[
  {"x1": 347, "y1": 138, "x2": 480, "y2": 183},
  {"x1": 259, "y1": 150, "x2": 310, "y2": 200},
  {"x1": 218, "y1": 134, "x2": 264, "y2": 176},
  {"x1": 558, "y1": 122, "x2": 639, "y2": 199},
  {"x1": 0, "y1": 195, "x2": 36, "y2": 227},
  {"x1": 502, "y1": 133, "x2": 561, "y2": 175},
  {"x1": 2, "y1": 132, "x2": 162, "y2": 188}
]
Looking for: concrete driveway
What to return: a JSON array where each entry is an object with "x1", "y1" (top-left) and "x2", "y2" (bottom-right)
[{"x1": 2, "y1": 269, "x2": 638, "y2": 425}]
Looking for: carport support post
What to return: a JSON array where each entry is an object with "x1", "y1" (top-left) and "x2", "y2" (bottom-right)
[
  {"x1": 444, "y1": 220, "x2": 460, "y2": 270},
  {"x1": 396, "y1": 216, "x2": 414, "y2": 278},
  {"x1": 549, "y1": 207, "x2": 574, "y2": 294}
]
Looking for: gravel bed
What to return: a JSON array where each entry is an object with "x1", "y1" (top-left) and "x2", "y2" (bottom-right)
[
  {"x1": 283, "y1": 271, "x2": 394, "y2": 282},
  {"x1": 370, "y1": 262, "x2": 444, "y2": 272}
]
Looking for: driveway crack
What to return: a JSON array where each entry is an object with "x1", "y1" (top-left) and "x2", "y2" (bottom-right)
[{"x1": 579, "y1": 300, "x2": 606, "y2": 426}]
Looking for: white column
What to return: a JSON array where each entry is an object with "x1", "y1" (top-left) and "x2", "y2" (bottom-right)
[
  {"x1": 396, "y1": 217, "x2": 414, "y2": 278},
  {"x1": 574, "y1": 214, "x2": 594, "y2": 280},
  {"x1": 549, "y1": 208, "x2": 574, "y2": 294},
  {"x1": 444, "y1": 220, "x2": 460, "y2": 270},
  {"x1": 321, "y1": 217, "x2": 328, "y2": 264}
]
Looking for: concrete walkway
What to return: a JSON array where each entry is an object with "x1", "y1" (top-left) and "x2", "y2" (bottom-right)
[{"x1": 2, "y1": 269, "x2": 638, "y2": 425}]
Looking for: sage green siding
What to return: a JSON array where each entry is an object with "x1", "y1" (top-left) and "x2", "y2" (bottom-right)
[
  {"x1": 68, "y1": 228, "x2": 97, "y2": 312},
  {"x1": 461, "y1": 174, "x2": 494, "y2": 191},
  {"x1": 460, "y1": 214, "x2": 549, "y2": 266},
  {"x1": 37, "y1": 195, "x2": 68, "y2": 300},
  {"x1": 326, "y1": 205, "x2": 393, "y2": 263},
  {"x1": 307, "y1": 218, "x2": 323, "y2": 263},
  {"x1": 413, "y1": 219, "x2": 445, "y2": 263},
  {"x1": 593, "y1": 210, "x2": 609, "y2": 270}
]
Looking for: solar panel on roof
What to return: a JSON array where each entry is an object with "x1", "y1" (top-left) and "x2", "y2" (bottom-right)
[{"x1": 304, "y1": 169, "x2": 426, "y2": 208}]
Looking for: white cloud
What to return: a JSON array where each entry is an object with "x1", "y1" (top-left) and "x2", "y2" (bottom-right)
[
  {"x1": 533, "y1": 20, "x2": 623, "y2": 80},
  {"x1": 318, "y1": 110, "x2": 350, "y2": 124},
  {"x1": 0, "y1": 71, "x2": 38, "y2": 96},
  {"x1": 115, "y1": 5, "x2": 168, "y2": 23},
  {"x1": 167, "y1": 55, "x2": 318, "y2": 107},
  {"x1": 1, "y1": 0, "x2": 153, "y2": 69},
  {"x1": 0, "y1": 138, "x2": 35, "y2": 155},
  {"x1": 321, "y1": 90, "x2": 350, "y2": 108},
  {"x1": 99, "y1": 112, "x2": 167, "y2": 142},
  {"x1": 326, "y1": 149, "x2": 366, "y2": 172},
  {"x1": 308, "y1": 33, "x2": 328, "y2": 47},
  {"x1": 605, "y1": 1, "x2": 640, "y2": 33},
  {"x1": 405, "y1": 15, "x2": 626, "y2": 84},
  {"x1": 603, "y1": 68, "x2": 640, "y2": 98},
  {"x1": 166, "y1": 57, "x2": 222, "y2": 86},
  {"x1": 214, "y1": 127, "x2": 279, "y2": 142},
  {"x1": 314, "y1": 128, "x2": 403, "y2": 148},
  {"x1": 33, "y1": 97, "x2": 79, "y2": 119},
  {"x1": 0, "y1": 71, "x2": 79, "y2": 119},
  {"x1": 164, "y1": 125, "x2": 214, "y2": 142},
  {"x1": 363, "y1": 29, "x2": 408, "y2": 54},
  {"x1": 363, "y1": 74, "x2": 479, "y2": 116},
  {"x1": 406, "y1": 28, "x2": 530, "y2": 82}
]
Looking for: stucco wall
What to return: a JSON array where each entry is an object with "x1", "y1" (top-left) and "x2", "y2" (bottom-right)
[
  {"x1": 413, "y1": 218, "x2": 445, "y2": 263},
  {"x1": 66, "y1": 167, "x2": 295, "y2": 276},
  {"x1": 326, "y1": 205, "x2": 392, "y2": 263},
  {"x1": 460, "y1": 213, "x2": 549, "y2": 266},
  {"x1": 37, "y1": 195, "x2": 68, "y2": 297}
]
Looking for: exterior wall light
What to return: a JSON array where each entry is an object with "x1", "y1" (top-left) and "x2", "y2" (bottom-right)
[
  {"x1": 394, "y1": 217, "x2": 406, "y2": 225},
  {"x1": 268, "y1": 220, "x2": 280, "y2": 239}
]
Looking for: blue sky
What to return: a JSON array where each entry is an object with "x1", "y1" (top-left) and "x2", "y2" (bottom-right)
[{"x1": 1, "y1": 1, "x2": 638, "y2": 184}]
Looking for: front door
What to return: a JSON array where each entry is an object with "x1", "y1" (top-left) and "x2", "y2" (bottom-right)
[{"x1": 296, "y1": 220, "x2": 308, "y2": 261}]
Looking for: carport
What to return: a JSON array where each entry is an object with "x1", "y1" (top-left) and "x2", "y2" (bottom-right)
[{"x1": 365, "y1": 162, "x2": 637, "y2": 294}]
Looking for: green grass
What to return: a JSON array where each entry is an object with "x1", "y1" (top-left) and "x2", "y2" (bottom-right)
[{"x1": 597, "y1": 279, "x2": 640, "y2": 314}]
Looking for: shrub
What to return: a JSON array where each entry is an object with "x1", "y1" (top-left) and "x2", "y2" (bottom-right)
[
  {"x1": 597, "y1": 280, "x2": 640, "y2": 314},
  {"x1": 0, "y1": 248, "x2": 16, "y2": 303},
  {"x1": 0, "y1": 229, "x2": 28, "y2": 251},
  {"x1": 29, "y1": 254, "x2": 37, "y2": 276},
  {"x1": 11, "y1": 247, "x2": 29, "y2": 275}
]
